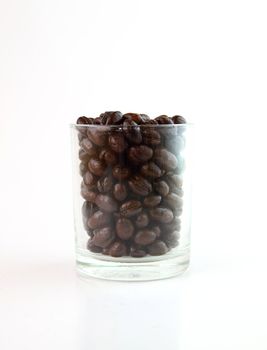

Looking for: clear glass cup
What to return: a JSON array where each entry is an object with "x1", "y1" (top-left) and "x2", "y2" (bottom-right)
[{"x1": 70, "y1": 122, "x2": 192, "y2": 281}]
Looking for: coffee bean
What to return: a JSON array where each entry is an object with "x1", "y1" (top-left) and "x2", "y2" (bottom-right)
[
  {"x1": 142, "y1": 128, "x2": 161, "y2": 146},
  {"x1": 154, "y1": 180, "x2": 169, "y2": 197},
  {"x1": 122, "y1": 119, "x2": 142, "y2": 144},
  {"x1": 81, "y1": 182, "x2": 97, "y2": 202},
  {"x1": 152, "y1": 226, "x2": 161, "y2": 238},
  {"x1": 163, "y1": 217, "x2": 181, "y2": 233},
  {"x1": 172, "y1": 115, "x2": 186, "y2": 124},
  {"x1": 128, "y1": 175, "x2": 152, "y2": 196},
  {"x1": 92, "y1": 227, "x2": 115, "y2": 248},
  {"x1": 82, "y1": 201, "x2": 94, "y2": 218},
  {"x1": 99, "y1": 148, "x2": 117, "y2": 165},
  {"x1": 88, "y1": 210, "x2": 111, "y2": 229},
  {"x1": 147, "y1": 240, "x2": 168, "y2": 255},
  {"x1": 83, "y1": 171, "x2": 97, "y2": 188},
  {"x1": 109, "y1": 241, "x2": 127, "y2": 257},
  {"x1": 87, "y1": 128, "x2": 107, "y2": 146},
  {"x1": 136, "y1": 212, "x2": 149, "y2": 228},
  {"x1": 123, "y1": 113, "x2": 142, "y2": 124},
  {"x1": 80, "y1": 138, "x2": 97, "y2": 157},
  {"x1": 113, "y1": 183, "x2": 127, "y2": 201},
  {"x1": 79, "y1": 149, "x2": 90, "y2": 163},
  {"x1": 112, "y1": 165, "x2": 130, "y2": 180},
  {"x1": 109, "y1": 132, "x2": 128, "y2": 153},
  {"x1": 79, "y1": 162, "x2": 87, "y2": 176},
  {"x1": 140, "y1": 114, "x2": 150, "y2": 123},
  {"x1": 87, "y1": 239, "x2": 103, "y2": 253},
  {"x1": 95, "y1": 194, "x2": 118, "y2": 212},
  {"x1": 100, "y1": 111, "x2": 123, "y2": 125},
  {"x1": 154, "y1": 148, "x2": 178, "y2": 171},
  {"x1": 149, "y1": 207, "x2": 174, "y2": 224},
  {"x1": 130, "y1": 245, "x2": 146, "y2": 257},
  {"x1": 141, "y1": 162, "x2": 163, "y2": 178},
  {"x1": 88, "y1": 157, "x2": 106, "y2": 177},
  {"x1": 144, "y1": 195, "x2": 162, "y2": 207},
  {"x1": 155, "y1": 115, "x2": 173, "y2": 124},
  {"x1": 135, "y1": 229, "x2": 157, "y2": 245},
  {"x1": 76, "y1": 116, "x2": 92, "y2": 135},
  {"x1": 128, "y1": 145, "x2": 153, "y2": 164},
  {"x1": 164, "y1": 193, "x2": 183, "y2": 210},
  {"x1": 116, "y1": 218, "x2": 134, "y2": 240},
  {"x1": 120, "y1": 200, "x2": 142, "y2": 217},
  {"x1": 97, "y1": 175, "x2": 113, "y2": 193},
  {"x1": 163, "y1": 231, "x2": 180, "y2": 248},
  {"x1": 166, "y1": 174, "x2": 183, "y2": 189}
]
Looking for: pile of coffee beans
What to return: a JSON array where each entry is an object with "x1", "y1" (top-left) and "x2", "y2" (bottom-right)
[{"x1": 76, "y1": 111, "x2": 186, "y2": 257}]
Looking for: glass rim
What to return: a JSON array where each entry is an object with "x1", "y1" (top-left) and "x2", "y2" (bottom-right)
[{"x1": 69, "y1": 123, "x2": 193, "y2": 128}]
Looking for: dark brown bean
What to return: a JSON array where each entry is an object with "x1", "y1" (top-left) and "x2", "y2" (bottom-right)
[
  {"x1": 82, "y1": 201, "x2": 94, "y2": 218},
  {"x1": 142, "y1": 128, "x2": 161, "y2": 146},
  {"x1": 149, "y1": 207, "x2": 174, "y2": 224},
  {"x1": 164, "y1": 193, "x2": 183, "y2": 210},
  {"x1": 172, "y1": 115, "x2": 186, "y2": 124},
  {"x1": 79, "y1": 162, "x2": 87, "y2": 176},
  {"x1": 135, "y1": 229, "x2": 157, "y2": 245},
  {"x1": 155, "y1": 115, "x2": 173, "y2": 124},
  {"x1": 141, "y1": 162, "x2": 163, "y2": 178},
  {"x1": 109, "y1": 241, "x2": 127, "y2": 257},
  {"x1": 83, "y1": 171, "x2": 97, "y2": 188},
  {"x1": 87, "y1": 128, "x2": 107, "y2": 146},
  {"x1": 147, "y1": 240, "x2": 168, "y2": 255},
  {"x1": 87, "y1": 211, "x2": 111, "y2": 229},
  {"x1": 128, "y1": 145, "x2": 153, "y2": 164},
  {"x1": 112, "y1": 165, "x2": 130, "y2": 180},
  {"x1": 130, "y1": 245, "x2": 147, "y2": 257},
  {"x1": 76, "y1": 116, "x2": 92, "y2": 135},
  {"x1": 80, "y1": 138, "x2": 97, "y2": 157},
  {"x1": 163, "y1": 231, "x2": 180, "y2": 248},
  {"x1": 97, "y1": 175, "x2": 113, "y2": 193},
  {"x1": 87, "y1": 239, "x2": 103, "y2": 253},
  {"x1": 123, "y1": 119, "x2": 142, "y2": 144},
  {"x1": 95, "y1": 194, "x2": 118, "y2": 212},
  {"x1": 152, "y1": 226, "x2": 161, "y2": 238},
  {"x1": 79, "y1": 149, "x2": 90, "y2": 163},
  {"x1": 166, "y1": 174, "x2": 183, "y2": 189},
  {"x1": 154, "y1": 148, "x2": 178, "y2": 171},
  {"x1": 113, "y1": 183, "x2": 127, "y2": 201},
  {"x1": 88, "y1": 157, "x2": 106, "y2": 177},
  {"x1": 109, "y1": 132, "x2": 128, "y2": 153},
  {"x1": 128, "y1": 175, "x2": 152, "y2": 196},
  {"x1": 92, "y1": 227, "x2": 115, "y2": 248},
  {"x1": 100, "y1": 111, "x2": 123, "y2": 125},
  {"x1": 123, "y1": 113, "x2": 142, "y2": 124},
  {"x1": 154, "y1": 180, "x2": 169, "y2": 197},
  {"x1": 143, "y1": 195, "x2": 162, "y2": 207},
  {"x1": 116, "y1": 218, "x2": 134, "y2": 240},
  {"x1": 135, "y1": 212, "x2": 149, "y2": 228},
  {"x1": 163, "y1": 217, "x2": 181, "y2": 233},
  {"x1": 99, "y1": 148, "x2": 117, "y2": 165},
  {"x1": 120, "y1": 200, "x2": 142, "y2": 217},
  {"x1": 81, "y1": 182, "x2": 97, "y2": 202},
  {"x1": 77, "y1": 116, "x2": 90, "y2": 125}
]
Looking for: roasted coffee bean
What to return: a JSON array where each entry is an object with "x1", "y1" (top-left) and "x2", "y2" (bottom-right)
[
  {"x1": 140, "y1": 114, "x2": 150, "y2": 123},
  {"x1": 81, "y1": 182, "x2": 97, "y2": 202},
  {"x1": 155, "y1": 115, "x2": 173, "y2": 124},
  {"x1": 142, "y1": 128, "x2": 161, "y2": 146},
  {"x1": 87, "y1": 239, "x2": 103, "y2": 253},
  {"x1": 83, "y1": 171, "x2": 97, "y2": 188},
  {"x1": 82, "y1": 201, "x2": 93, "y2": 217},
  {"x1": 141, "y1": 162, "x2": 163, "y2": 178},
  {"x1": 97, "y1": 175, "x2": 113, "y2": 193},
  {"x1": 79, "y1": 149, "x2": 90, "y2": 163},
  {"x1": 166, "y1": 174, "x2": 183, "y2": 189},
  {"x1": 144, "y1": 195, "x2": 162, "y2": 207},
  {"x1": 135, "y1": 229, "x2": 157, "y2": 245},
  {"x1": 109, "y1": 241, "x2": 127, "y2": 257},
  {"x1": 80, "y1": 138, "x2": 97, "y2": 157},
  {"x1": 130, "y1": 245, "x2": 146, "y2": 257},
  {"x1": 120, "y1": 200, "x2": 142, "y2": 217},
  {"x1": 172, "y1": 115, "x2": 186, "y2": 124},
  {"x1": 113, "y1": 183, "x2": 127, "y2": 201},
  {"x1": 87, "y1": 210, "x2": 111, "y2": 230},
  {"x1": 163, "y1": 217, "x2": 181, "y2": 233},
  {"x1": 154, "y1": 148, "x2": 178, "y2": 171},
  {"x1": 95, "y1": 194, "x2": 118, "y2": 213},
  {"x1": 87, "y1": 128, "x2": 107, "y2": 146},
  {"x1": 173, "y1": 188, "x2": 184, "y2": 197},
  {"x1": 164, "y1": 193, "x2": 183, "y2": 210},
  {"x1": 152, "y1": 226, "x2": 161, "y2": 238},
  {"x1": 79, "y1": 162, "x2": 87, "y2": 176},
  {"x1": 76, "y1": 116, "x2": 92, "y2": 135},
  {"x1": 149, "y1": 207, "x2": 174, "y2": 224},
  {"x1": 109, "y1": 132, "x2": 128, "y2": 153},
  {"x1": 142, "y1": 119, "x2": 158, "y2": 125},
  {"x1": 116, "y1": 218, "x2": 134, "y2": 240},
  {"x1": 147, "y1": 240, "x2": 168, "y2": 255},
  {"x1": 123, "y1": 113, "x2": 142, "y2": 124},
  {"x1": 88, "y1": 157, "x2": 106, "y2": 177},
  {"x1": 163, "y1": 231, "x2": 180, "y2": 248},
  {"x1": 112, "y1": 165, "x2": 130, "y2": 180},
  {"x1": 135, "y1": 212, "x2": 149, "y2": 228},
  {"x1": 99, "y1": 148, "x2": 117, "y2": 165},
  {"x1": 93, "y1": 117, "x2": 102, "y2": 125},
  {"x1": 78, "y1": 132, "x2": 85, "y2": 143},
  {"x1": 100, "y1": 111, "x2": 123, "y2": 125},
  {"x1": 128, "y1": 145, "x2": 153, "y2": 164},
  {"x1": 122, "y1": 119, "x2": 142, "y2": 144},
  {"x1": 154, "y1": 180, "x2": 169, "y2": 197},
  {"x1": 92, "y1": 227, "x2": 115, "y2": 248},
  {"x1": 128, "y1": 175, "x2": 152, "y2": 196}
]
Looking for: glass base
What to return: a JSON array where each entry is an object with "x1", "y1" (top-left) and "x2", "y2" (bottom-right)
[{"x1": 76, "y1": 248, "x2": 190, "y2": 281}]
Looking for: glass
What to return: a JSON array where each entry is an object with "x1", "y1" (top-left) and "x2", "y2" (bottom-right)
[{"x1": 70, "y1": 122, "x2": 192, "y2": 281}]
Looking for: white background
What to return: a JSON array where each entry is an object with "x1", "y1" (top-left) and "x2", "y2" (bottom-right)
[{"x1": 1, "y1": 0, "x2": 267, "y2": 349}]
